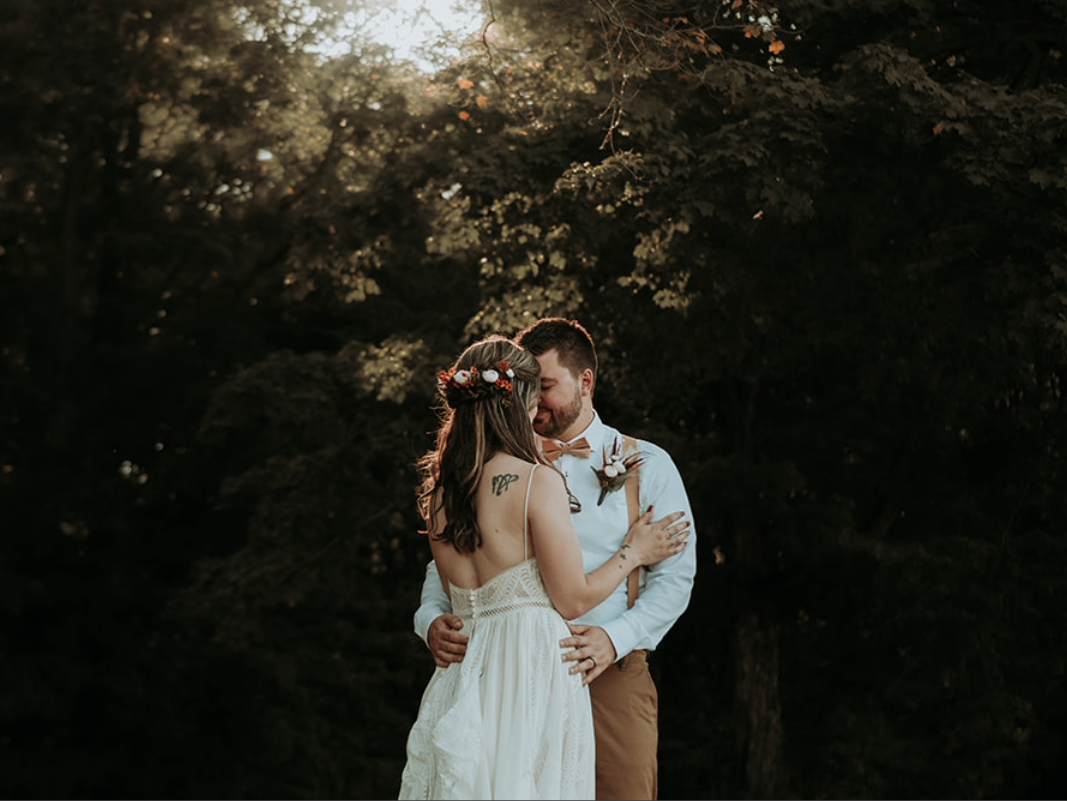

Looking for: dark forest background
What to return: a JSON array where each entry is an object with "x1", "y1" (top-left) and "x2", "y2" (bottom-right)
[{"x1": 2, "y1": 0, "x2": 1066, "y2": 798}]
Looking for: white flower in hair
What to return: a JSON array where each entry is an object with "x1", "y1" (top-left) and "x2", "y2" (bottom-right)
[
  {"x1": 481, "y1": 368, "x2": 500, "y2": 383},
  {"x1": 453, "y1": 370, "x2": 472, "y2": 386}
]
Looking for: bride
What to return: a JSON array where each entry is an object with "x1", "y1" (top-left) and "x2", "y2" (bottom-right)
[{"x1": 398, "y1": 336, "x2": 689, "y2": 800}]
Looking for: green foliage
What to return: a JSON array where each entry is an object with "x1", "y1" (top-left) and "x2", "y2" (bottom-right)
[
  {"x1": 2, "y1": 0, "x2": 1066, "y2": 798},
  {"x1": 407, "y1": 0, "x2": 1067, "y2": 797}
]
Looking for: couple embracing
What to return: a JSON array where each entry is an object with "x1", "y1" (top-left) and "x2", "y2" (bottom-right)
[{"x1": 399, "y1": 318, "x2": 697, "y2": 800}]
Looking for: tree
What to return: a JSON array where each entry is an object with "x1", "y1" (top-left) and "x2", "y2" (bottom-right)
[
  {"x1": 0, "y1": 0, "x2": 437, "y2": 796},
  {"x1": 369, "y1": 0, "x2": 1067, "y2": 796},
  {"x1": 3, "y1": 0, "x2": 1065, "y2": 797}
]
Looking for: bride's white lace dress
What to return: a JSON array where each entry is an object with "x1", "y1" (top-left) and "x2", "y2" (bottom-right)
[{"x1": 398, "y1": 555, "x2": 595, "y2": 799}]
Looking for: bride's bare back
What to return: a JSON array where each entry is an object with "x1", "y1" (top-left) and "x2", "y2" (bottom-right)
[
  {"x1": 429, "y1": 453, "x2": 537, "y2": 592},
  {"x1": 428, "y1": 451, "x2": 688, "y2": 618}
]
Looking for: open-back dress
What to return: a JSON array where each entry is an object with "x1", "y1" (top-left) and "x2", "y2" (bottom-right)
[{"x1": 398, "y1": 465, "x2": 595, "y2": 799}]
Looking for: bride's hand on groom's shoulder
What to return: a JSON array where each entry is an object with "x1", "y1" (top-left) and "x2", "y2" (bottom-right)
[
  {"x1": 428, "y1": 613, "x2": 469, "y2": 668},
  {"x1": 625, "y1": 507, "x2": 691, "y2": 566}
]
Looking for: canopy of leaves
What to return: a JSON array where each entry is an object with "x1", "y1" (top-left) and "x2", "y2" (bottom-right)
[{"x1": 2, "y1": 0, "x2": 1065, "y2": 798}]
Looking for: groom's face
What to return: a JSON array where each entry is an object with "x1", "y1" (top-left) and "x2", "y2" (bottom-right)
[{"x1": 533, "y1": 348, "x2": 586, "y2": 440}]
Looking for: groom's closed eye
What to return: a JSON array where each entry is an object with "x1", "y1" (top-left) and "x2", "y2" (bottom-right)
[{"x1": 491, "y1": 473, "x2": 520, "y2": 495}]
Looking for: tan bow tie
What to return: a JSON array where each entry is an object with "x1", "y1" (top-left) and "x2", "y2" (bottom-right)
[{"x1": 543, "y1": 437, "x2": 592, "y2": 462}]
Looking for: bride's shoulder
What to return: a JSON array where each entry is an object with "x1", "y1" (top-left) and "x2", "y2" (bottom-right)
[
  {"x1": 481, "y1": 453, "x2": 536, "y2": 492},
  {"x1": 529, "y1": 461, "x2": 565, "y2": 491},
  {"x1": 485, "y1": 452, "x2": 537, "y2": 471}
]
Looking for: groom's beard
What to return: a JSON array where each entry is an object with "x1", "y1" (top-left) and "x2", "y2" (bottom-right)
[{"x1": 534, "y1": 389, "x2": 583, "y2": 440}]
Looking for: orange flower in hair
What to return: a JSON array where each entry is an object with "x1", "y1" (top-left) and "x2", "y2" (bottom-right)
[{"x1": 438, "y1": 360, "x2": 517, "y2": 407}]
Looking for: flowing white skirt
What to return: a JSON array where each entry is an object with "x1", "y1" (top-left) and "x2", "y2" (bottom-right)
[{"x1": 399, "y1": 559, "x2": 595, "y2": 800}]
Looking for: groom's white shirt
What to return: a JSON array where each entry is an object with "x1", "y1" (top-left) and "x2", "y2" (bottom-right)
[{"x1": 414, "y1": 413, "x2": 697, "y2": 662}]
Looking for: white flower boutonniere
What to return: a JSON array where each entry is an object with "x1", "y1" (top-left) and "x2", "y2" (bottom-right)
[{"x1": 591, "y1": 437, "x2": 645, "y2": 506}]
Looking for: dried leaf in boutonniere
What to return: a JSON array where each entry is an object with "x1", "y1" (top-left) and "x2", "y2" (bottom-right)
[{"x1": 591, "y1": 438, "x2": 644, "y2": 506}]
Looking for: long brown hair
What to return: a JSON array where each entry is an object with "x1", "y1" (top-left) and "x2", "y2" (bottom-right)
[{"x1": 417, "y1": 336, "x2": 547, "y2": 553}]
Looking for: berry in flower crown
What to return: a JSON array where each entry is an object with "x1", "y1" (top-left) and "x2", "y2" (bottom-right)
[{"x1": 437, "y1": 360, "x2": 516, "y2": 406}]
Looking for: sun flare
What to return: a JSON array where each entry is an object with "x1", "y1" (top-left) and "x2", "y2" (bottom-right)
[{"x1": 342, "y1": 0, "x2": 487, "y2": 70}]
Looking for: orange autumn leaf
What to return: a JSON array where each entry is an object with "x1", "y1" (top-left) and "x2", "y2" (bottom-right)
[
  {"x1": 457, "y1": 78, "x2": 474, "y2": 89},
  {"x1": 769, "y1": 40, "x2": 786, "y2": 54},
  {"x1": 475, "y1": 95, "x2": 489, "y2": 108},
  {"x1": 459, "y1": 110, "x2": 471, "y2": 121},
  {"x1": 732, "y1": 0, "x2": 743, "y2": 8},
  {"x1": 933, "y1": 120, "x2": 946, "y2": 135}
]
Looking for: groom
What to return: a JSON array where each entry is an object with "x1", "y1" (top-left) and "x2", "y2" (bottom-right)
[{"x1": 413, "y1": 317, "x2": 697, "y2": 800}]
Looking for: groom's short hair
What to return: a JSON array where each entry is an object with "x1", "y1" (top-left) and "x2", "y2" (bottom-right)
[{"x1": 516, "y1": 318, "x2": 598, "y2": 381}]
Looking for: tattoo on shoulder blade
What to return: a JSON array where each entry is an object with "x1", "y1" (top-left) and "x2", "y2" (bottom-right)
[{"x1": 491, "y1": 473, "x2": 520, "y2": 496}]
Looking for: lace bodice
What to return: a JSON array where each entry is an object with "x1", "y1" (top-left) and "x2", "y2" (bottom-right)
[{"x1": 449, "y1": 558, "x2": 554, "y2": 623}]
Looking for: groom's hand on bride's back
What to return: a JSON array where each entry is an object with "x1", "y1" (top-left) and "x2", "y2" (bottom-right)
[{"x1": 428, "y1": 614, "x2": 469, "y2": 668}]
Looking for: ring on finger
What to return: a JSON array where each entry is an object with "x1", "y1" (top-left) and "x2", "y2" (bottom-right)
[{"x1": 588, "y1": 656, "x2": 597, "y2": 669}]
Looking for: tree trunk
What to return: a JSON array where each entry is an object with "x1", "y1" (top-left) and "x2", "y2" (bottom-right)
[
  {"x1": 728, "y1": 378, "x2": 788, "y2": 798},
  {"x1": 734, "y1": 608, "x2": 787, "y2": 798}
]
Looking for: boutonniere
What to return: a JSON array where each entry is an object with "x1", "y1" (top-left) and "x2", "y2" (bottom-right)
[{"x1": 591, "y1": 437, "x2": 644, "y2": 506}]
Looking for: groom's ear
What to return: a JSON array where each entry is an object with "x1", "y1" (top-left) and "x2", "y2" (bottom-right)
[{"x1": 579, "y1": 367, "x2": 595, "y2": 397}]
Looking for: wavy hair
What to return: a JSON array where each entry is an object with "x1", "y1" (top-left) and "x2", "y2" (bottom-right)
[{"x1": 417, "y1": 336, "x2": 547, "y2": 553}]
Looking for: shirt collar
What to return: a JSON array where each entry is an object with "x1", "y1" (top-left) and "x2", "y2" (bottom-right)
[{"x1": 561, "y1": 412, "x2": 609, "y2": 454}]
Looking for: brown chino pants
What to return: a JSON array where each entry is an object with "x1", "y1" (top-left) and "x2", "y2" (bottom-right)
[{"x1": 588, "y1": 649, "x2": 659, "y2": 800}]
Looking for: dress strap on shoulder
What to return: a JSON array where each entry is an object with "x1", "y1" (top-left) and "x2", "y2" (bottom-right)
[{"x1": 524, "y1": 464, "x2": 537, "y2": 560}]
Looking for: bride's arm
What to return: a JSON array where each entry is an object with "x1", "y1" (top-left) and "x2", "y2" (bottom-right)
[{"x1": 529, "y1": 467, "x2": 687, "y2": 620}]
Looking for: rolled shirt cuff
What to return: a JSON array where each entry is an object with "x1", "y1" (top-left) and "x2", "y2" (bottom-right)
[{"x1": 599, "y1": 617, "x2": 642, "y2": 663}]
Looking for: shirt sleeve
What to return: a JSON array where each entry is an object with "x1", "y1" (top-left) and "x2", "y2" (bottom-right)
[
  {"x1": 413, "y1": 559, "x2": 453, "y2": 642},
  {"x1": 599, "y1": 442, "x2": 697, "y2": 660}
]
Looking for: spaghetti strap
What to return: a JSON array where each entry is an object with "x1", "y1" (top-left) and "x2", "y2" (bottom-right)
[{"x1": 524, "y1": 464, "x2": 537, "y2": 561}]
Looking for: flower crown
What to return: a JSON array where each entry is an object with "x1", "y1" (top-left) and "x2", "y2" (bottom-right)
[{"x1": 438, "y1": 360, "x2": 516, "y2": 406}]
